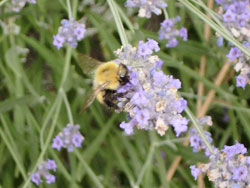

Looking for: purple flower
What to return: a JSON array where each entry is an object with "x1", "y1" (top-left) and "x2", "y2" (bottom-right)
[
  {"x1": 226, "y1": 47, "x2": 241, "y2": 61},
  {"x1": 217, "y1": 37, "x2": 224, "y2": 46},
  {"x1": 232, "y1": 167, "x2": 247, "y2": 181},
  {"x1": 120, "y1": 121, "x2": 135, "y2": 135},
  {"x1": 53, "y1": 18, "x2": 86, "y2": 49},
  {"x1": 190, "y1": 165, "x2": 201, "y2": 180},
  {"x1": 159, "y1": 17, "x2": 188, "y2": 48},
  {"x1": 72, "y1": 133, "x2": 84, "y2": 147},
  {"x1": 173, "y1": 98, "x2": 187, "y2": 113},
  {"x1": 135, "y1": 109, "x2": 150, "y2": 127},
  {"x1": 125, "y1": 0, "x2": 167, "y2": 18},
  {"x1": 171, "y1": 117, "x2": 188, "y2": 137},
  {"x1": 52, "y1": 136, "x2": 64, "y2": 151},
  {"x1": 30, "y1": 159, "x2": 57, "y2": 186},
  {"x1": 52, "y1": 124, "x2": 84, "y2": 152},
  {"x1": 236, "y1": 75, "x2": 248, "y2": 88},
  {"x1": 46, "y1": 159, "x2": 57, "y2": 172},
  {"x1": 222, "y1": 141, "x2": 247, "y2": 159},
  {"x1": 223, "y1": 9, "x2": 236, "y2": 22},
  {"x1": 44, "y1": 174, "x2": 56, "y2": 184},
  {"x1": 115, "y1": 41, "x2": 187, "y2": 136},
  {"x1": 179, "y1": 27, "x2": 188, "y2": 41},
  {"x1": 30, "y1": 172, "x2": 42, "y2": 185},
  {"x1": 53, "y1": 35, "x2": 65, "y2": 50}
]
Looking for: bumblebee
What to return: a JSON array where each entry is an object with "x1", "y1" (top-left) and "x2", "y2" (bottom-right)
[{"x1": 78, "y1": 55, "x2": 130, "y2": 112}]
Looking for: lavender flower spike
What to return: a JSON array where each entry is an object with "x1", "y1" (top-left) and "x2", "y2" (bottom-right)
[
  {"x1": 52, "y1": 124, "x2": 84, "y2": 152},
  {"x1": 125, "y1": 0, "x2": 167, "y2": 18},
  {"x1": 191, "y1": 141, "x2": 250, "y2": 188},
  {"x1": 159, "y1": 17, "x2": 188, "y2": 48},
  {"x1": 114, "y1": 39, "x2": 188, "y2": 137},
  {"x1": 53, "y1": 18, "x2": 86, "y2": 49},
  {"x1": 30, "y1": 159, "x2": 57, "y2": 186}
]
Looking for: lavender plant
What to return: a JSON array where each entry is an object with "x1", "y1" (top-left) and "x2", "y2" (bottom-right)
[
  {"x1": 114, "y1": 39, "x2": 188, "y2": 136},
  {"x1": 125, "y1": 0, "x2": 167, "y2": 18},
  {"x1": 159, "y1": 16, "x2": 188, "y2": 48},
  {"x1": 216, "y1": 0, "x2": 250, "y2": 88},
  {"x1": 30, "y1": 159, "x2": 57, "y2": 185},
  {"x1": 0, "y1": 0, "x2": 250, "y2": 187}
]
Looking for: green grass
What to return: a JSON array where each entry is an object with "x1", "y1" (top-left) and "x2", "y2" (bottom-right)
[{"x1": 0, "y1": 0, "x2": 249, "y2": 187}]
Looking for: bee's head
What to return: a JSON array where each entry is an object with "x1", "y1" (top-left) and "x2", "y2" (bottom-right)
[{"x1": 118, "y1": 64, "x2": 128, "y2": 78}]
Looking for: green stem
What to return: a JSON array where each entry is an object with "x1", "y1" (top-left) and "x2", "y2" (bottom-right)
[
  {"x1": 0, "y1": 0, "x2": 9, "y2": 6},
  {"x1": 74, "y1": 150, "x2": 104, "y2": 188},
  {"x1": 107, "y1": 0, "x2": 129, "y2": 46},
  {"x1": 66, "y1": 0, "x2": 73, "y2": 19},
  {"x1": 163, "y1": 8, "x2": 169, "y2": 19},
  {"x1": 60, "y1": 47, "x2": 72, "y2": 88},
  {"x1": 22, "y1": 95, "x2": 63, "y2": 188},
  {"x1": 0, "y1": 119, "x2": 27, "y2": 181},
  {"x1": 185, "y1": 107, "x2": 214, "y2": 154},
  {"x1": 135, "y1": 144, "x2": 155, "y2": 187},
  {"x1": 61, "y1": 89, "x2": 74, "y2": 124}
]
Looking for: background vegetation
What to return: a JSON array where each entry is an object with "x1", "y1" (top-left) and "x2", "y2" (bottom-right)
[{"x1": 0, "y1": 0, "x2": 249, "y2": 187}]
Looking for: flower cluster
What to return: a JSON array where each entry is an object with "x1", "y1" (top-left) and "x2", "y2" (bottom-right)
[
  {"x1": 190, "y1": 142, "x2": 250, "y2": 188},
  {"x1": 52, "y1": 124, "x2": 84, "y2": 152},
  {"x1": 159, "y1": 16, "x2": 188, "y2": 48},
  {"x1": 125, "y1": 0, "x2": 167, "y2": 18},
  {"x1": 189, "y1": 116, "x2": 213, "y2": 156},
  {"x1": 30, "y1": 159, "x2": 57, "y2": 186},
  {"x1": 227, "y1": 44, "x2": 250, "y2": 88},
  {"x1": 114, "y1": 39, "x2": 188, "y2": 137},
  {"x1": 53, "y1": 18, "x2": 86, "y2": 49},
  {"x1": 11, "y1": 0, "x2": 36, "y2": 12},
  {"x1": 216, "y1": 0, "x2": 250, "y2": 88}
]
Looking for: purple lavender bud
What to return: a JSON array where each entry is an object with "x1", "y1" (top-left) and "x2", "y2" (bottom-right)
[
  {"x1": 223, "y1": 9, "x2": 236, "y2": 22},
  {"x1": 30, "y1": 172, "x2": 42, "y2": 185},
  {"x1": 120, "y1": 121, "x2": 135, "y2": 135},
  {"x1": 217, "y1": 37, "x2": 224, "y2": 46},
  {"x1": 226, "y1": 47, "x2": 241, "y2": 61},
  {"x1": 53, "y1": 18, "x2": 86, "y2": 49},
  {"x1": 72, "y1": 133, "x2": 84, "y2": 147},
  {"x1": 46, "y1": 159, "x2": 57, "y2": 172},
  {"x1": 30, "y1": 159, "x2": 57, "y2": 186},
  {"x1": 11, "y1": 0, "x2": 36, "y2": 12},
  {"x1": 52, "y1": 136, "x2": 64, "y2": 151},
  {"x1": 173, "y1": 98, "x2": 187, "y2": 113},
  {"x1": 53, "y1": 35, "x2": 65, "y2": 50},
  {"x1": 135, "y1": 109, "x2": 150, "y2": 128},
  {"x1": 159, "y1": 17, "x2": 188, "y2": 48},
  {"x1": 171, "y1": 117, "x2": 188, "y2": 137},
  {"x1": 125, "y1": 0, "x2": 167, "y2": 18},
  {"x1": 190, "y1": 165, "x2": 201, "y2": 180},
  {"x1": 222, "y1": 141, "x2": 247, "y2": 159},
  {"x1": 44, "y1": 174, "x2": 56, "y2": 184},
  {"x1": 236, "y1": 75, "x2": 248, "y2": 88},
  {"x1": 52, "y1": 124, "x2": 84, "y2": 152},
  {"x1": 232, "y1": 167, "x2": 247, "y2": 181},
  {"x1": 179, "y1": 27, "x2": 188, "y2": 41}
]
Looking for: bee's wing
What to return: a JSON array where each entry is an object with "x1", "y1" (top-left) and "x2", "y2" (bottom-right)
[
  {"x1": 80, "y1": 81, "x2": 110, "y2": 113},
  {"x1": 77, "y1": 54, "x2": 103, "y2": 75}
]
